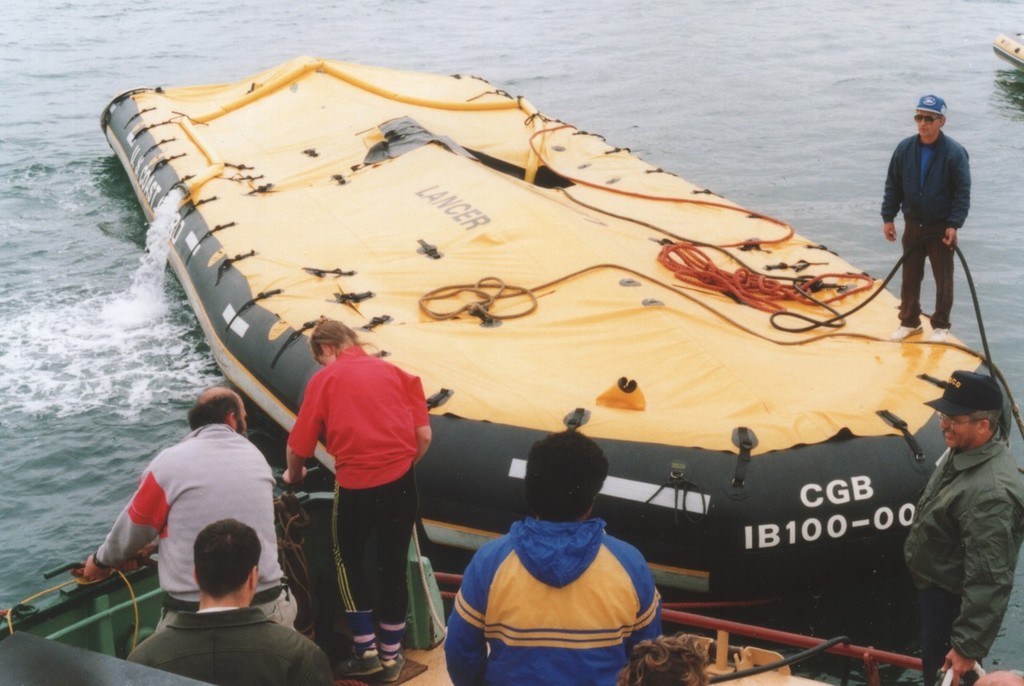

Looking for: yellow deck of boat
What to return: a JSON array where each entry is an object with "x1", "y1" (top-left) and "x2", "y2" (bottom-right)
[{"x1": 114, "y1": 56, "x2": 980, "y2": 454}]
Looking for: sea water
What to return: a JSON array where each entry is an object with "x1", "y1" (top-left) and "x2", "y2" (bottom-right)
[{"x1": 2, "y1": 0, "x2": 1023, "y2": 680}]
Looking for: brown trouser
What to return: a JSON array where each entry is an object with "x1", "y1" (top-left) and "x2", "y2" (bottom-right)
[{"x1": 899, "y1": 219, "x2": 955, "y2": 330}]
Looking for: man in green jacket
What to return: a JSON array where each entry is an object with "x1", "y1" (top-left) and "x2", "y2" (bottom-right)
[
  {"x1": 128, "y1": 519, "x2": 334, "y2": 686},
  {"x1": 904, "y1": 371, "x2": 1024, "y2": 686}
]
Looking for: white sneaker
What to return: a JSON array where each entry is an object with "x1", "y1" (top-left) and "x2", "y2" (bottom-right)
[
  {"x1": 928, "y1": 328, "x2": 950, "y2": 342},
  {"x1": 889, "y1": 326, "x2": 922, "y2": 342}
]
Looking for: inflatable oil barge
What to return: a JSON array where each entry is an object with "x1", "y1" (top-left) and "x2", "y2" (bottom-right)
[{"x1": 101, "y1": 57, "x2": 984, "y2": 599}]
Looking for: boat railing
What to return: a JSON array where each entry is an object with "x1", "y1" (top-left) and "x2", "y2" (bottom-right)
[
  {"x1": 435, "y1": 572, "x2": 919, "y2": 686},
  {"x1": 661, "y1": 607, "x2": 920, "y2": 686}
]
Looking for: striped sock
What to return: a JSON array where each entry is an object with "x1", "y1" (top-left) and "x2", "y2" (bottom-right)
[
  {"x1": 378, "y1": 620, "x2": 406, "y2": 661},
  {"x1": 346, "y1": 610, "x2": 377, "y2": 656}
]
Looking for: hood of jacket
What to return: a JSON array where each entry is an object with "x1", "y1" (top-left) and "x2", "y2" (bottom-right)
[{"x1": 509, "y1": 517, "x2": 606, "y2": 589}]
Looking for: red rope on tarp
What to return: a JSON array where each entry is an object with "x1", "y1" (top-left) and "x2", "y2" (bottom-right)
[
  {"x1": 657, "y1": 242, "x2": 875, "y2": 313},
  {"x1": 658, "y1": 242, "x2": 799, "y2": 313}
]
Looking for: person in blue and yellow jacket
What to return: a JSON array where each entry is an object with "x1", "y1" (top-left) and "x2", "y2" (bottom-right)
[{"x1": 445, "y1": 430, "x2": 662, "y2": 686}]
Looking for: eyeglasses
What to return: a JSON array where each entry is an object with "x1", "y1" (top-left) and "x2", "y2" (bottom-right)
[
  {"x1": 914, "y1": 114, "x2": 939, "y2": 123},
  {"x1": 938, "y1": 413, "x2": 977, "y2": 426}
]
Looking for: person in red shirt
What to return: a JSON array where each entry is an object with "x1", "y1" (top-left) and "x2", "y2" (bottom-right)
[{"x1": 285, "y1": 317, "x2": 431, "y2": 682}]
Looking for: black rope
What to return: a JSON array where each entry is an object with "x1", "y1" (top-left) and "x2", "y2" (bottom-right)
[
  {"x1": 709, "y1": 635, "x2": 850, "y2": 683},
  {"x1": 771, "y1": 237, "x2": 1022, "y2": 443}
]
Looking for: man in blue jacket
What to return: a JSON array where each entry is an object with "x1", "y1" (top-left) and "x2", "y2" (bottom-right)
[
  {"x1": 881, "y1": 94, "x2": 971, "y2": 343},
  {"x1": 445, "y1": 430, "x2": 662, "y2": 686}
]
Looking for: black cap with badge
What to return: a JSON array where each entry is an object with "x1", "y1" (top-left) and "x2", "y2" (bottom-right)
[{"x1": 925, "y1": 371, "x2": 1003, "y2": 416}]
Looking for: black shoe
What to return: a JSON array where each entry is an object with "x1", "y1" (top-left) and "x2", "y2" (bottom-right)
[{"x1": 336, "y1": 649, "x2": 383, "y2": 676}]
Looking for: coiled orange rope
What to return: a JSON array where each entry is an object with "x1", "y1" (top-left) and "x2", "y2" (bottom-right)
[{"x1": 657, "y1": 242, "x2": 800, "y2": 313}]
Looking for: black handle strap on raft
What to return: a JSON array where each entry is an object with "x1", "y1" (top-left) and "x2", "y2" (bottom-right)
[
  {"x1": 216, "y1": 250, "x2": 257, "y2": 285},
  {"x1": 918, "y1": 373, "x2": 947, "y2": 389},
  {"x1": 765, "y1": 259, "x2": 826, "y2": 273},
  {"x1": 181, "y1": 195, "x2": 218, "y2": 220},
  {"x1": 426, "y1": 388, "x2": 454, "y2": 410},
  {"x1": 876, "y1": 410, "x2": 925, "y2": 462},
  {"x1": 225, "y1": 289, "x2": 283, "y2": 333},
  {"x1": 644, "y1": 463, "x2": 709, "y2": 525},
  {"x1": 361, "y1": 315, "x2": 392, "y2": 332},
  {"x1": 136, "y1": 119, "x2": 177, "y2": 136},
  {"x1": 730, "y1": 427, "x2": 758, "y2": 488},
  {"x1": 154, "y1": 153, "x2": 186, "y2": 172},
  {"x1": 121, "y1": 106, "x2": 156, "y2": 130},
  {"x1": 417, "y1": 239, "x2": 443, "y2": 260},
  {"x1": 563, "y1": 407, "x2": 591, "y2": 431},
  {"x1": 247, "y1": 183, "x2": 275, "y2": 195},
  {"x1": 618, "y1": 377, "x2": 638, "y2": 393},
  {"x1": 303, "y1": 267, "x2": 356, "y2": 278},
  {"x1": 271, "y1": 319, "x2": 318, "y2": 369},
  {"x1": 334, "y1": 290, "x2": 375, "y2": 304},
  {"x1": 801, "y1": 278, "x2": 851, "y2": 294},
  {"x1": 186, "y1": 222, "x2": 237, "y2": 265},
  {"x1": 143, "y1": 137, "x2": 175, "y2": 158}
]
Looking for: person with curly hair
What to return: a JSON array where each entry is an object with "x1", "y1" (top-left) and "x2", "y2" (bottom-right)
[{"x1": 617, "y1": 633, "x2": 710, "y2": 686}]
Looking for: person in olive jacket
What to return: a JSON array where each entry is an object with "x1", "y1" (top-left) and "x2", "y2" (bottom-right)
[
  {"x1": 904, "y1": 371, "x2": 1024, "y2": 686},
  {"x1": 128, "y1": 519, "x2": 334, "y2": 686}
]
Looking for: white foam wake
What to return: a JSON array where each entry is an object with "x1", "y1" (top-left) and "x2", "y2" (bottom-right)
[{"x1": 0, "y1": 189, "x2": 220, "y2": 419}]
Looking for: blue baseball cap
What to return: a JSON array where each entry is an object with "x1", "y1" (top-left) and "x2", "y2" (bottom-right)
[
  {"x1": 925, "y1": 371, "x2": 1002, "y2": 416},
  {"x1": 916, "y1": 95, "x2": 947, "y2": 116}
]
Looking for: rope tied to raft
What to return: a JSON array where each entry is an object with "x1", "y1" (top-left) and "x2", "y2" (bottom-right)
[
  {"x1": 657, "y1": 242, "x2": 872, "y2": 314},
  {"x1": 657, "y1": 242, "x2": 802, "y2": 313},
  {"x1": 419, "y1": 277, "x2": 538, "y2": 322}
]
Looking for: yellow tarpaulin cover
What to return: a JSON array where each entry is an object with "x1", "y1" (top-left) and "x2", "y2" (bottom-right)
[{"x1": 115, "y1": 57, "x2": 981, "y2": 454}]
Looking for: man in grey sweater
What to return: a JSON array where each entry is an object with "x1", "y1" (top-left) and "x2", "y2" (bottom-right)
[{"x1": 80, "y1": 387, "x2": 295, "y2": 631}]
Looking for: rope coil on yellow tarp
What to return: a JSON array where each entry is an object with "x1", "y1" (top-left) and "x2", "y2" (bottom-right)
[{"x1": 419, "y1": 277, "x2": 538, "y2": 321}]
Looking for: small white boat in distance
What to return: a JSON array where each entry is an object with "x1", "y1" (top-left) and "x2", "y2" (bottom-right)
[{"x1": 994, "y1": 34, "x2": 1024, "y2": 71}]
